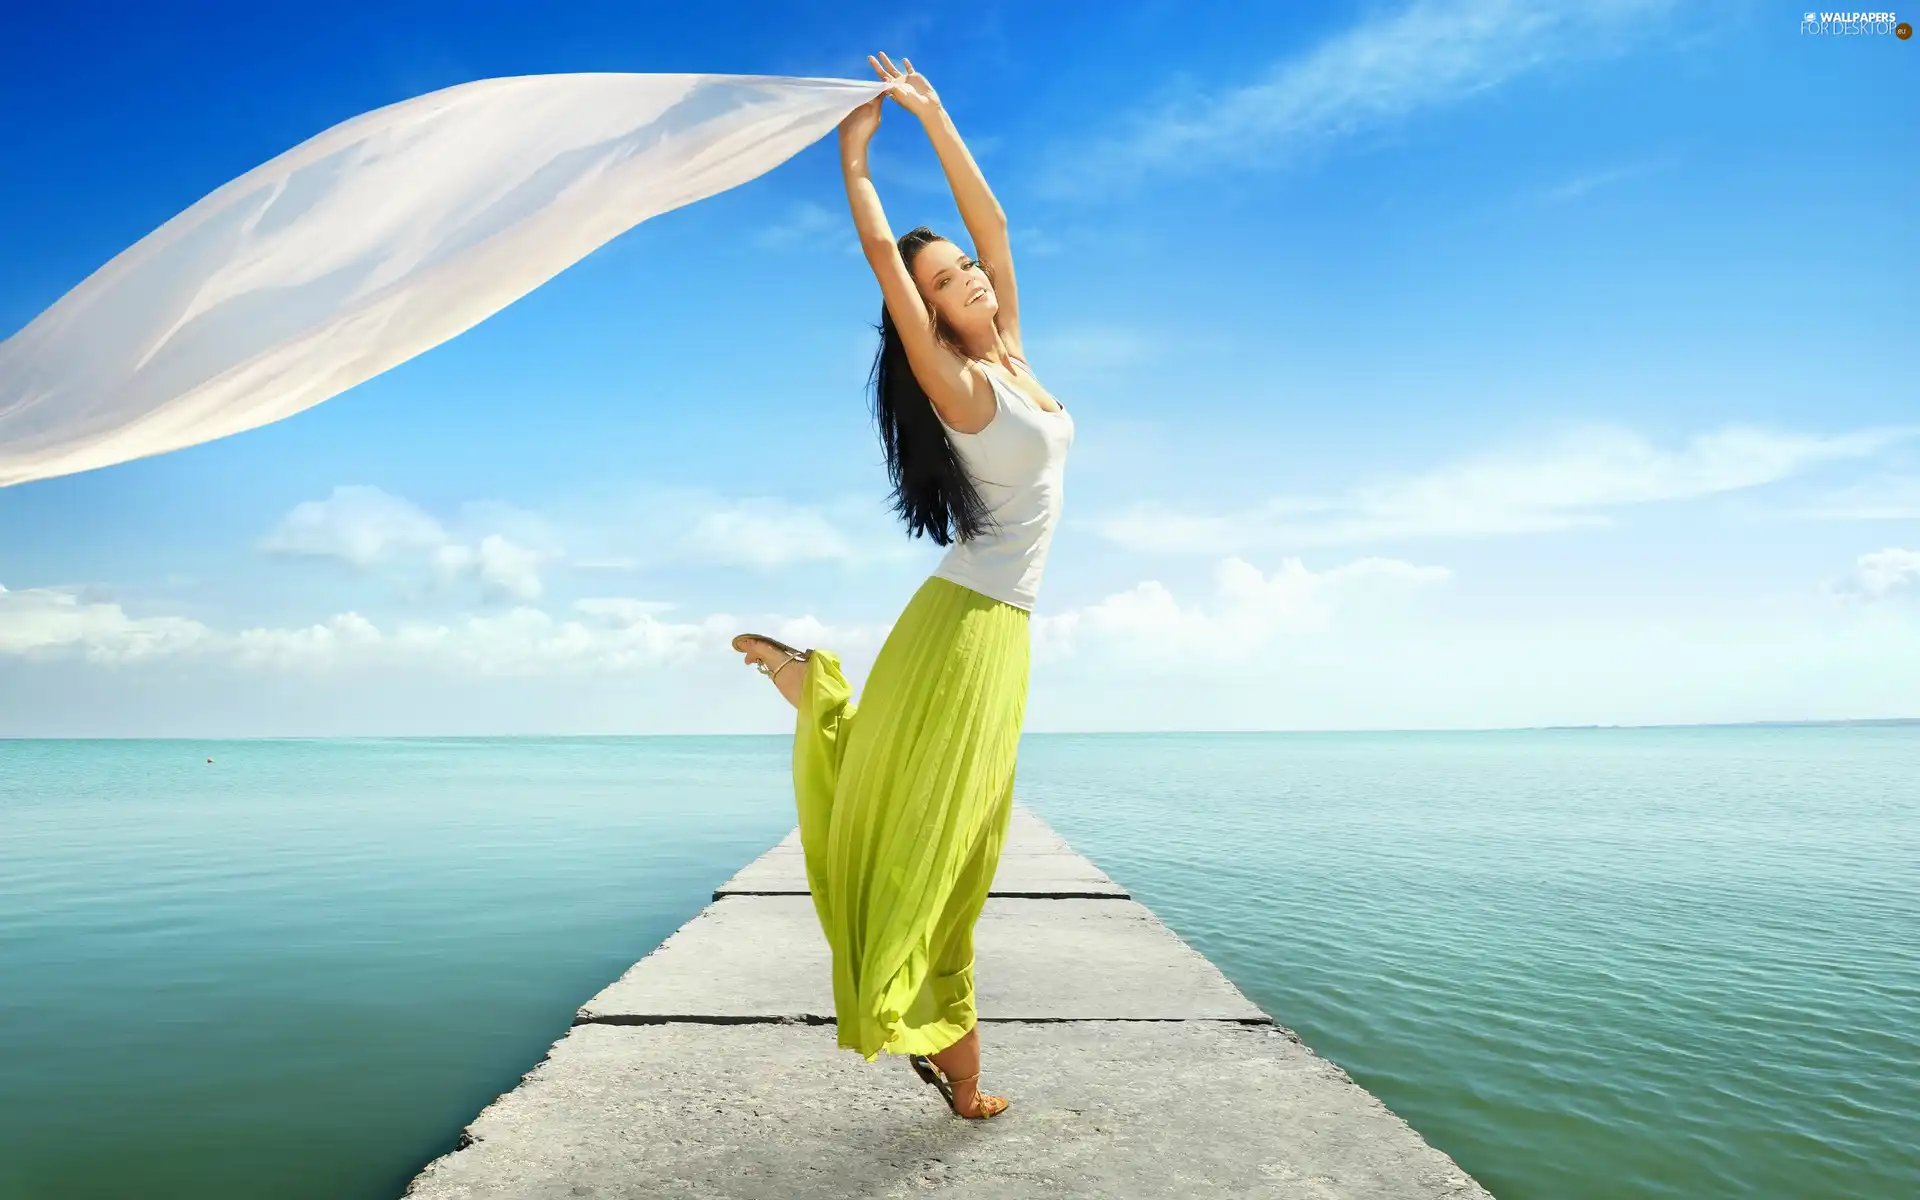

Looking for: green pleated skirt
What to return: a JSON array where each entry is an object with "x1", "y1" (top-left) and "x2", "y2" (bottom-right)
[{"x1": 791, "y1": 575, "x2": 1030, "y2": 1061}]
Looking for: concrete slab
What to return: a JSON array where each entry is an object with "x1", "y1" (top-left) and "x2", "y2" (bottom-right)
[
  {"x1": 715, "y1": 849, "x2": 1126, "y2": 899},
  {"x1": 577, "y1": 896, "x2": 1264, "y2": 1024},
  {"x1": 1004, "y1": 806, "x2": 1075, "y2": 854},
  {"x1": 711, "y1": 807, "x2": 1122, "y2": 899},
  {"x1": 404, "y1": 1020, "x2": 1491, "y2": 1200},
  {"x1": 406, "y1": 802, "x2": 1492, "y2": 1199},
  {"x1": 737, "y1": 807, "x2": 1069, "y2": 855}
]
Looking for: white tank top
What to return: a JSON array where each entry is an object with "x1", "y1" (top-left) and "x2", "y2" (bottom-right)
[{"x1": 929, "y1": 364, "x2": 1074, "y2": 611}]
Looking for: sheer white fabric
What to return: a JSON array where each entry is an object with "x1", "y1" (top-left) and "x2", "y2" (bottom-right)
[{"x1": 0, "y1": 73, "x2": 887, "y2": 487}]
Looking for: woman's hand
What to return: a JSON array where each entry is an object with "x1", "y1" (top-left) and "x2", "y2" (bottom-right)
[
  {"x1": 868, "y1": 52, "x2": 942, "y2": 120},
  {"x1": 839, "y1": 95, "x2": 883, "y2": 146}
]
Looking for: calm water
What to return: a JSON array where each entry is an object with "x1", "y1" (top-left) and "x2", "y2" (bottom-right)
[{"x1": 1, "y1": 730, "x2": 1914, "y2": 1198}]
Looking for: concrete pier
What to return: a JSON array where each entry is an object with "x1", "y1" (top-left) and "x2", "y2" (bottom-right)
[{"x1": 405, "y1": 808, "x2": 1491, "y2": 1198}]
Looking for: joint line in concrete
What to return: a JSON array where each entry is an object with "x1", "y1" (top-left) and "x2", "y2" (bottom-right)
[
  {"x1": 711, "y1": 888, "x2": 1133, "y2": 901},
  {"x1": 572, "y1": 1013, "x2": 1277, "y2": 1029}
]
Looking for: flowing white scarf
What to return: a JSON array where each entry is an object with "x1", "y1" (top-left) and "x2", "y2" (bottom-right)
[{"x1": 0, "y1": 73, "x2": 889, "y2": 487}]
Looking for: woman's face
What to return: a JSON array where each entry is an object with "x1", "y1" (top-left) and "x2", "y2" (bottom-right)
[{"x1": 911, "y1": 239, "x2": 997, "y2": 330}]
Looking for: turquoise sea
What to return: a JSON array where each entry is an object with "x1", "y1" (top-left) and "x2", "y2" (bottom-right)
[{"x1": 1, "y1": 729, "x2": 1915, "y2": 1198}]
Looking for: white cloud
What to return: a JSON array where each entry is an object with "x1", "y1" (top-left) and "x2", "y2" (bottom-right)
[
  {"x1": 381, "y1": 606, "x2": 707, "y2": 675},
  {"x1": 1842, "y1": 548, "x2": 1920, "y2": 601},
  {"x1": 232, "y1": 612, "x2": 383, "y2": 669},
  {"x1": 401, "y1": 488, "x2": 910, "y2": 578},
  {"x1": 679, "y1": 497, "x2": 881, "y2": 569},
  {"x1": 434, "y1": 535, "x2": 550, "y2": 600},
  {"x1": 254, "y1": 485, "x2": 925, "y2": 604},
  {"x1": 294, "y1": 601, "x2": 886, "y2": 677},
  {"x1": 261, "y1": 487, "x2": 563, "y2": 599},
  {"x1": 220, "y1": 601, "x2": 715, "y2": 675},
  {"x1": 1096, "y1": 425, "x2": 1906, "y2": 554},
  {"x1": 13, "y1": 568, "x2": 1920, "y2": 733},
  {"x1": 1034, "y1": 555, "x2": 1450, "y2": 665},
  {"x1": 0, "y1": 583, "x2": 889, "y2": 679},
  {"x1": 219, "y1": 602, "x2": 698, "y2": 668},
  {"x1": 1048, "y1": 0, "x2": 1674, "y2": 192},
  {"x1": 0, "y1": 585, "x2": 213, "y2": 663},
  {"x1": 258, "y1": 486, "x2": 445, "y2": 567}
]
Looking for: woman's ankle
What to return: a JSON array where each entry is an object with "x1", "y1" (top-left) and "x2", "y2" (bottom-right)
[
  {"x1": 952, "y1": 1081, "x2": 980, "y2": 1113},
  {"x1": 736, "y1": 636, "x2": 806, "y2": 708}
]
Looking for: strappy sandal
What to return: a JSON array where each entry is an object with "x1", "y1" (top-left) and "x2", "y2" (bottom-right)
[
  {"x1": 908, "y1": 1055, "x2": 1010, "y2": 1120},
  {"x1": 729, "y1": 632, "x2": 810, "y2": 683}
]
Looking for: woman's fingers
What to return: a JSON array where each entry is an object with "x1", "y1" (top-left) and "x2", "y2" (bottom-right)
[
  {"x1": 869, "y1": 52, "x2": 929, "y2": 105},
  {"x1": 868, "y1": 53, "x2": 908, "y2": 95}
]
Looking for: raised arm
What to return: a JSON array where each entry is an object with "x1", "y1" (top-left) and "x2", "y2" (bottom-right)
[
  {"x1": 838, "y1": 96, "x2": 987, "y2": 429},
  {"x1": 870, "y1": 54, "x2": 1022, "y2": 358}
]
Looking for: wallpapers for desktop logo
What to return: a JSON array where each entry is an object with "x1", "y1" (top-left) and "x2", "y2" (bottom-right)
[{"x1": 1799, "y1": 10, "x2": 1910, "y2": 35}]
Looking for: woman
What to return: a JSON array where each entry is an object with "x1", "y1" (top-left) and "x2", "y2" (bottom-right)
[{"x1": 730, "y1": 53, "x2": 1072, "y2": 1122}]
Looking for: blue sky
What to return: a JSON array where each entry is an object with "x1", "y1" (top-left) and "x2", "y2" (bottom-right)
[{"x1": 1, "y1": 0, "x2": 1914, "y2": 735}]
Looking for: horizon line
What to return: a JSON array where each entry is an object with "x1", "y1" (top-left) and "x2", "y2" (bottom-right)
[{"x1": 5, "y1": 717, "x2": 1917, "y2": 741}]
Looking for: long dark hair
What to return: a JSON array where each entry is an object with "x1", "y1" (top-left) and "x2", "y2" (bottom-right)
[{"x1": 869, "y1": 226, "x2": 996, "y2": 546}]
